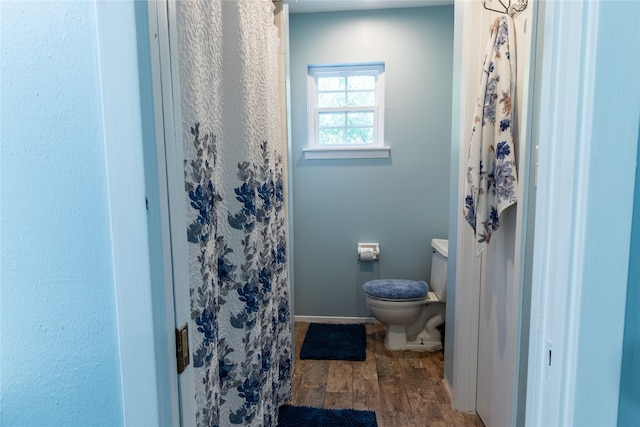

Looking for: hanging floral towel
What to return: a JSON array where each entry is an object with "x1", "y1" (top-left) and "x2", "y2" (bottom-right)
[{"x1": 464, "y1": 16, "x2": 518, "y2": 255}]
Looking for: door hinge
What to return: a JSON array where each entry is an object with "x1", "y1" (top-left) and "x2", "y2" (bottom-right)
[{"x1": 176, "y1": 323, "x2": 190, "y2": 374}]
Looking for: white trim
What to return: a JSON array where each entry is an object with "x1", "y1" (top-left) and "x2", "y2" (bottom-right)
[
  {"x1": 444, "y1": 0, "x2": 463, "y2": 398},
  {"x1": 95, "y1": 2, "x2": 165, "y2": 425},
  {"x1": 442, "y1": 379, "x2": 453, "y2": 401},
  {"x1": 146, "y1": 1, "x2": 181, "y2": 425},
  {"x1": 294, "y1": 315, "x2": 377, "y2": 324},
  {"x1": 282, "y1": 0, "x2": 298, "y2": 375},
  {"x1": 525, "y1": 2, "x2": 592, "y2": 424},
  {"x1": 526, "y1": 0, "x2": 638, "y2": 425},
  {"x1": 303, "y1": 145, "x2": 390, "y2": 160},
  {"x1": 152, "y1": 2, "x2": 197, "y2": 426},
  {"x1": 306, "y1": 63, "x2": 385, "y2": 152},
  {"x1": 510, "y1": 0, "x2": 540, "y2": 424},
  {"x1": 450, "y1": 0, "x2": 482, "y2": 412},
  {"x1": 307, "y1": 62, "x2": 385, "y2": 72}
]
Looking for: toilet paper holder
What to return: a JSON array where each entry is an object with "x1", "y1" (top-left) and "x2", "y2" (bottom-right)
[{"x1": 358, "y1": 243, "x2": 380, "y2": 261}]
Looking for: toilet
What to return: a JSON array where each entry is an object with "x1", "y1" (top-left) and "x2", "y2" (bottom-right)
[{"x1": 363, "y1": 238, "x2": 448, "y2": 351}]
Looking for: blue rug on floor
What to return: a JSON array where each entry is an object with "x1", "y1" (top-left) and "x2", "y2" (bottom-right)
[
  {"x1": 299, "y1": 323, "x2": 366, "y2": 361},
  {"x1": 278, "y1": 405, "x2": 377, "y2": 427}
]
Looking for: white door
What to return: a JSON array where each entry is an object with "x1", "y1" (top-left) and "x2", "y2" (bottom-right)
[
  {"x1": 475, "y1": 217, "x2": 519, "y2": 427},
  {"x1": 148, "y1": 2, "x2": 196, "y2": 425},
  {"x1": 474, "y1": 7, "x2": 536, "y2": 427}
]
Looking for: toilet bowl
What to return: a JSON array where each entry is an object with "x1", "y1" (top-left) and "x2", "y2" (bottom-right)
[{"x1": 363, "y1": 239, "x2": 448, "y2": 351}]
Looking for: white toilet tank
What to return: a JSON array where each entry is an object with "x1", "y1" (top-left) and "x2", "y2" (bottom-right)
[{"x1": 430, "y1": 239, "x2": 448, "y2": 302}]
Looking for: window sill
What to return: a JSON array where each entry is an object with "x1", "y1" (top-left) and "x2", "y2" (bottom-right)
[{"x1": 303, "y1": 145, "x2": 390, "y2": 160}]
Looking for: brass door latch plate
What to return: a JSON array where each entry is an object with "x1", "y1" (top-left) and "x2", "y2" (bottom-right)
[{"x1": 176, "y1": 323, "x2": 190, "y2": 374}]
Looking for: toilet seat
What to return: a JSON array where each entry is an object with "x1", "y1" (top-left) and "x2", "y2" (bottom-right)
[
  {"x1": 363, "y1": 279, "x2": 443, "y2": 351},
  {"x1": 362, "y1": 279, "x2": 428, "y2": 301},
  {"x1": 362, "y1": 239, "x2": 447, "y2": 352}
]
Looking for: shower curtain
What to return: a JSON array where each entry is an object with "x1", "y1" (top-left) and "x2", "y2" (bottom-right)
[{"x1": 177, "y1": 1, "x2": 291, "y2": 425}]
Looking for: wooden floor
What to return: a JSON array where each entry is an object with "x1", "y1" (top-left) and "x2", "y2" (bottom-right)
[{"x1": 291, "y1": 322, "x2": 484, "y2": 427}]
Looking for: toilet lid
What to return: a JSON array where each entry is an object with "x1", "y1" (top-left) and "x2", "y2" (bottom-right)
[{"x1": 362, "y1": 279, "x2": 429, "y2": 301}]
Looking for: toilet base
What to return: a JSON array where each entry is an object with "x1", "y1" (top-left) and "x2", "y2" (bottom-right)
[
  {"x1": 384, "y1": 324, "x2": 409, "y2": 350},
  {"x1": 384, "y1": 325, "x2": 443, "y2": 352},
  {"x1": 404, "y1": 338, "x2": 442, "y2": 352}
]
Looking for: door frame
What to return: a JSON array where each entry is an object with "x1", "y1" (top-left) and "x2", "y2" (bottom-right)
[
  {"x1": 145, "y1": 0, "x2": 194, "y2": 425},
  {"x1": 96, "y1": 1, "x2": 180, "y2": 425},
  {"x1": 525, "y1": 1, "x2": 638, "y2": 425}
]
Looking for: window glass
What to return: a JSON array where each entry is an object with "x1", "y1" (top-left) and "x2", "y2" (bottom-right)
[
  {"x1": 318, "y1": 92, "x2": 346, "y2": 108},
  {"x1": 319, "y1": 112, "x2": 345, "y2": 127},
  {"x1": 347, "y1": 128, "x2": 374, "y2": 144},
  {"x1": 346, "y1": 91, "x2": 375, "y2": 107},
  {"x1": 319, "y1": 128, "x2": 346, "y2": 145},
  {"x1": 347, "y1": 111, "x2": 374, "y2": 127},
  {"x1": 317, "y1": 76, "x2": 345, "y2": 91},
  {"x1": 307, "y1": 63, "x2": 385, "y2": 151},
  {"x1": 347, "y1": 75, "x2": 375, "y2": 90}
]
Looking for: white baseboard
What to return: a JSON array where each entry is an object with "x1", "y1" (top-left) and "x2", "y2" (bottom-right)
[
  {"x1": 443, "y1": 378, "x2": 453, "y2": 401},
  {"x1": 294, "y1": 315, "x2": 377, "y2": 324}
]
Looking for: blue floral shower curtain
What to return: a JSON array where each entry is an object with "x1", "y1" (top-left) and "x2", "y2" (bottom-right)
[{"x1": 176, "y1": 1, "x2": 291, "y2": 425}]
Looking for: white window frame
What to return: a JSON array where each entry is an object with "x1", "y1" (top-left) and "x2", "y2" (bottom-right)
[{"x1": 304, "y1": 63, "x2": 390, "y2": 160}]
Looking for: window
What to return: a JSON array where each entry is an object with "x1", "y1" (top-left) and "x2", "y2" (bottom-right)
[{"x1": 305, "y1": 63, "x2": 389, "y2": 159}]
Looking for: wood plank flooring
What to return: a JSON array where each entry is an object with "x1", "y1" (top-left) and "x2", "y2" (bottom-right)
[{"x1": 291, "y1": 322, "x2": 484, "y2": 427}]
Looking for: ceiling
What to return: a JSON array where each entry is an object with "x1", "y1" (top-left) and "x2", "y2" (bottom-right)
[{"x1": 287, "y1": 0, "x2": 453, "y2": 14}]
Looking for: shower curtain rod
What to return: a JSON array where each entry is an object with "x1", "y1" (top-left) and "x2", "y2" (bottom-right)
[{"x1": 482, "y1": 0, "x2": 528, "y2": 17}]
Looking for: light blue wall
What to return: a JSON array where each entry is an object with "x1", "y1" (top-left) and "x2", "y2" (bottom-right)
[
  {"x1": 290, "y1": 7, "x2": 454, "y2": 317},
  {"x1": 618, "y1": 121, "x2": 640, "y2": 425},
  {"x1": 0, "y1": 1, "x2": 123, "y2": 425}
]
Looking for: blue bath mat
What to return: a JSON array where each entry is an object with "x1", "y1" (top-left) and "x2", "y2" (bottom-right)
[
  {"x1": 278, "y1": 405, "x2": 377, "y2": 427},
  {"x1": 299, "y1": 323, "x2": 366, "y2": 361}
]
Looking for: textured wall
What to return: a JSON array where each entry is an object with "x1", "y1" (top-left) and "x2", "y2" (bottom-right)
[
  {"x1": 290, "y1": 7, "x2": 454, "y2": 318},
  {"x1": 618, "y1": 119, "x2": 640, "y2": 425},
  {"x1": 0, "y1": 2, "x2": 123, "y2": 425}
]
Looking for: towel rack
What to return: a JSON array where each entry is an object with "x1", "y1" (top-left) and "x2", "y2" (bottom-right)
[{"x1": 482, "y1": 0, "x2": 528, "y2": 17}]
